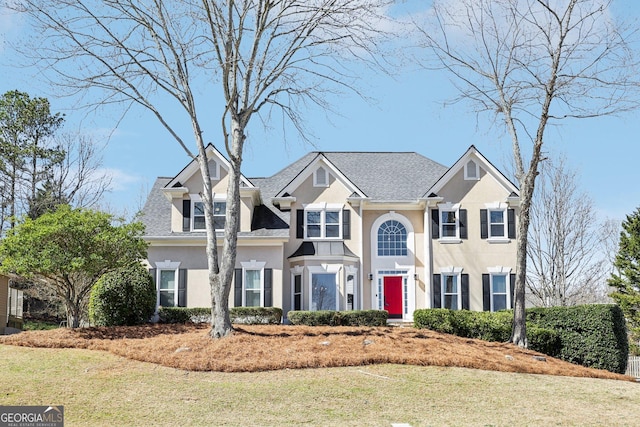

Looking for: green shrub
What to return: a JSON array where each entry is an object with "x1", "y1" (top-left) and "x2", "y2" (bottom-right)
[
  {"x1": 158, "y1": 307, "x2": 210, "y2": 324},
  {"x1": 527, "y1": 326, "x2": 561, "y2": 357},
  {"x1": 230, "y1": 307, "x2": 282, "y2": 324},
  {"x1": 89, "y1": 264, "x2": 156, "y2": 326},
  {"x1": 158, "y1": 307, "x2": 283, "y2": 325},
  {"x1": 413, "y1": 309, "x2": 511, "y2": 342},
  {"x1": 287, "y1": 310, "x2": 388, "y2": 326},
  {"x1": 415, "y1": 305, "x2": 628, "y2": 373},
  {"x1": 526, "y1": 304, "x2": 628, "y2": 374}
]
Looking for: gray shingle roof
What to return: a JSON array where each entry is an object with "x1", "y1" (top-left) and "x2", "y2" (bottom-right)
[{"x1": 140, "y1": 151, "x2": 449, "y2": 237}]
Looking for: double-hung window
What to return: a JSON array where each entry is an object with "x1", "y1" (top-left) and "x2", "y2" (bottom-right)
[
  {"x1": 491, "y1": 274, "x2": 509, "y2": 311},
  {"x1": 305, "y1": 204, "x2": 342, "y2": 239},
  {"x1": 481, "y1": 203, "x2": 513, "y2": 242},
  {"x1": 442, "y1": 273, "x2": 460, "y2": 310},
  {"x1": 441, "y1": 210, "x2": 458, "y2": 238},
  {"x1": 159, "y1": 270, "x2": 177, "y2": 307},
  {"x1": 244, "y1": 269, "x2": 262, "y2": 307},
  {"x1": 192, "y1": 199, "x2": 226, "y2": 231},
  {"x1": 489, "y1": 209, "x2": 506, "y2": 238}
]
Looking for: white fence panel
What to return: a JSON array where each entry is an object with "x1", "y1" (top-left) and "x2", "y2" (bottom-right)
[{"x1": 626, "y1": 356, "x2": 640, "y2": 378}]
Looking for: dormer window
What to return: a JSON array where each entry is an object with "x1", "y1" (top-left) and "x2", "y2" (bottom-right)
[
  {"x1": 313, "y1": 166, "x2": 329, "y2": 187},
  {"x1": 190, "y1": 197, "x2": 226, "y2": 231},
  {"x1": 464, "y1": 159, "x2": 480, "y2": 180}
]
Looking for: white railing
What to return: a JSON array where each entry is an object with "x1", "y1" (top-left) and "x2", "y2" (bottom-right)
[{"x1": 626, "y1": 356, "x2": 640, "y2": 378}]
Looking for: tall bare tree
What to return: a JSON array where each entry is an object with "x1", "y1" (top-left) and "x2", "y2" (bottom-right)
[
  {"x1": 417, "y1": 0, "x2": 639, "y2": 346},
  {"x1": 527, "y1": 156, "x2": 611, "y2": 307},
  {"x1": 8, "y1": 0, "x2": 393, "y2": 337}
]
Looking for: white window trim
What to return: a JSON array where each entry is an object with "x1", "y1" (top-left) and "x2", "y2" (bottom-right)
[
  {"x1": 241, "y1": 260, "x2": 266, "y2": 307},
  {"x1": 155, "y1": 260, "x2": 181, "y2": 308},
  {"x1": 488, "y1": 266, "x2": 511, "y2": 312},
  {"x1": 485, "y1": 202, "x2": 510, "y2": 243},
  {"x1": 190, "y1": 194, "x2": 226, "y2": 232},
  {"x1": 464, "y1": 159, "x2": 480, "y2": 180},
  {"x1": 439, "y1": 203, "x2": 461, "y2": 243},
  {"x1": 308, "y1": 265, "x2": 341, "y2": 311},
  {"x1": 439, "y1": 266, "x2": 463, "y2": 310},
  {"x1": 313, "y1": 166, "x2": 330, "y2": 187},
  {"x1": 303, "y1": 203, "x2": 343, "y2": 240}
]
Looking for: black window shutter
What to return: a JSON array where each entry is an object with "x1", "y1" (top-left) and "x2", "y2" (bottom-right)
[
  {"x1": 431, "y1": 209, "x2": 439, "y2": 239},
  {"x1": 461, "y1": 274, "x2": 469, "y2": 310},
  {"x1": 178, "y1": 269, "x2": 187, "y2": 307},
  {"x1": 296, "y1": 209, "x2": 304, "y2": 239},
  {"x1": 508, "y1": 209, "x2": 516, "y2": 239},
  {"x1": 234, "y1": 268, "x2": 243, "y2": 307},
  {"x1": 482, "y1": 274, "x2": 491, "y2": 311},
  {"x1": 264, "y1": 268, "x2": 273, "y2": 307},
  {"x1": 182, "y1": 200, "x2": 191, "y2": 232},
  {"x1": 432, "y1": 274, "x2": 441, "y2": 308},
  {"x1": 343, "y1": 209, "x2": 351, "y2": 240},
  {"x1": 480, "y1": 209, "x2": 488, "y2": 239},
  {"x1": 149, "y1": 269, "x2": 156, "y2": 288},
  {"x1": 459, "y1": 209, "x2": 468, "y2": 239},
  {"x1": 510, "y1": 274, "x2": 516, "y2": 309}
]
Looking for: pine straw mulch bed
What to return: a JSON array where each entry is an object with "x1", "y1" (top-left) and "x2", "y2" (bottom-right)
[{"x1": 0, "y1": 323, "x2": 633, "y2": 381}]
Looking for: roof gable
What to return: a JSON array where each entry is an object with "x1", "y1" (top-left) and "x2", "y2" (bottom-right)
[
  {"x1": 425, "y1": 145, "x2": 519, "y2": 198},
  {"x1": 165, "y1": 144, "x2": 255, "y2": 190},
  {"x1": 274, "y1": 153, "x2": 367, "y2": 199}
]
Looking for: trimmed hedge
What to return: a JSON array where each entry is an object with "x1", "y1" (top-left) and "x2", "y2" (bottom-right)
[
  {"x1": 230, "y1": 307, "x2": 282, "y2": 324},
  {"x1": 157, "y1": 307, "x2": 283, "y2": 325},
  {"x1": 414, "y1": 304, "x2": 628, "y2": 374},
  {"x1": 89, "y1": 264, "x2": 156, "y2": 326},
  {"x1": 287, "y1": 310, "x2": 388, "y2": 326},
  {"x1": 526, "y1": 304, "x2": 628, "y2": 374}
]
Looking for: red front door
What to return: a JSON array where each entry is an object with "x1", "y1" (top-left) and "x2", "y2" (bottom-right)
[{"x1": 384, "y1": 276, "x2": 403, "y2": 319}]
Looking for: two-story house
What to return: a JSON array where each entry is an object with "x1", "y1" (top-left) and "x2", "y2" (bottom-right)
[{"x1": 140, "y1": 144, "x2": 519, "y2": 322}]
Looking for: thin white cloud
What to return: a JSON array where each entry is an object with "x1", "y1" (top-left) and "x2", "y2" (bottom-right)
[{"x1": 99, "y1": 167, "x2": 144, "y2": 192}]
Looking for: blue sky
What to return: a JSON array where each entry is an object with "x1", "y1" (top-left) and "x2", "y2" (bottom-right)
[{"x1": 0, "y1": 1, "x2": 639, "y2": 222}]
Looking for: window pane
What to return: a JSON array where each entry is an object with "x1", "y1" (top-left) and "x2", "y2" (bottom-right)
[
  {"x1": 442, "y1": 211, "x2": 456, "y2": 224},
  {"x1": 442, "y1": 225, "x2": 457, "y2": 237},
  {"x1": 213, "y1": 217, "x2": 225, "y2": 230},
  {"x1": 311, "y1": 273, "x2": 336, "y2": 311},
  {"x1": 194, "y1": 202, "x2": 205, "y2": 215},
  {"x1": 245, "y1": 270, "x2": 261, "y2": 290},
  {"x1": 245, "y1": 290, "x2": 261, "y2": 307},
  {"x1": 490, "y1": 210, "x2": 503, "y2": 223},
  {"x1": 294, "y1": 294, "x2": 302, "y2": 311},
  {"x1": 493, "y1": 295, "x2": 507, "y2": 311},
  {"x1": 214, "y1": 202, "x2": 226, "y2": 215},
  {"x1": 492, "y1": 275, "x2": 507, "y2": 293},
  {"x1": 444, "y1": 295, "x2": 458, "y2": 310},
  {"x1": 491, "y1": 224, "x2": 504, "y2": 237},
  {"x1": 306, "y1": 211, "x2": 321, "y2": 223},
  {"x1": 194, "y1": 216, "x2": 206, "y2": 230},
  {"x1": 160, "y1": 271, "x2": 175, "y2": 290},
  {"x1": 325, "y1": 224, "x2": 340, "y2": 237},
  {"x1": 444, "y1": 275, "x2": 457, "y2": 293},
  {"x1": 307, "y1": 224, "x2": 321, "y2": 237},
  {"x1": 325, "y1": 211, "x2": 340, "y2": 224},
  {"x1": 294, "y1": 275, "x2": 302, "y2": 293},
  {"x1": 160, "y1": 291, "x2": 175, "y2": 307}
]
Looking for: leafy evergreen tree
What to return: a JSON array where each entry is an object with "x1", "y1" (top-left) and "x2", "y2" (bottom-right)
[
  {"x1": 609, "y1": 207, "x2": 640, "y2": 354},
  {"x1": 0, "y1": 205, "x2": 148, "y2": 327}
]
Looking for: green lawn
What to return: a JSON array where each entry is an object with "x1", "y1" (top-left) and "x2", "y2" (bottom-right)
[{"x1": 1, "y1": 344, "x2": 639, "y2": 426}]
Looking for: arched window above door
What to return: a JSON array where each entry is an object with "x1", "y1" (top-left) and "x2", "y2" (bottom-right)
[{"x1": 377, "y1": 220, "x2": 407, "y2": 256}]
